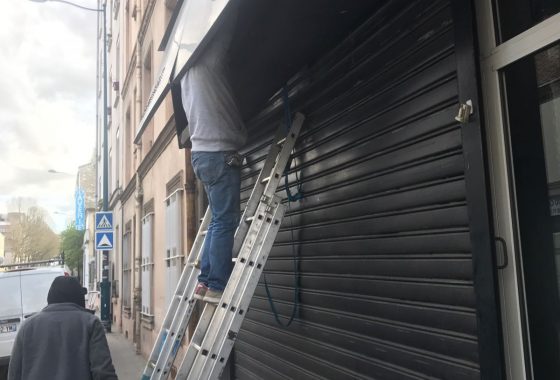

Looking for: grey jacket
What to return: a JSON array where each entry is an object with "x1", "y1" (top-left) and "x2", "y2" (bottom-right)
[{"x1": 7, "y1": 303, "x2": 117, "y2": 380}]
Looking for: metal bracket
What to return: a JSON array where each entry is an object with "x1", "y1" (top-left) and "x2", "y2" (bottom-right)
[{"x1": 455, "y1": 100, "x2": 474, "y2": 123}]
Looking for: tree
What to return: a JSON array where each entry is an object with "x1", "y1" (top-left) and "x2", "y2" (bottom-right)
[
  {"x1": 60, "y1": 223, "x2": 85, "y2": 276},
  {"x1": 9, "y1": 206, "x2": 60, "y2": 263}
]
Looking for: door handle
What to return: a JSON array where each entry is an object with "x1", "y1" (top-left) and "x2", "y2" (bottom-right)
[{"x1": 495, "y1": 236, "x2": 509, "y2": 269}]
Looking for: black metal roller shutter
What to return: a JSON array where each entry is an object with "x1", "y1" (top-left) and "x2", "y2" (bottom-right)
[{"x1": 236, "y1": 0, "x2": 481, "y2": 378}]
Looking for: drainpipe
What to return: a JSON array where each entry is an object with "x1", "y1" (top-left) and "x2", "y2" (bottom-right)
[
  {"x1": 184, "y1": 149, "x2": 198, "y2": 340},
  {"x1": 133, "y1": 173, "x2": 143, "y2": 354},
  {"x1": 119, "y1": 203, "x2": 124, "y2": 331},
  {"x1": 184, "y1": 149, "x2": 197, "y2": 253},
  {"x1": 132, "y1": 0, "x2": 144, "y2": 354}
]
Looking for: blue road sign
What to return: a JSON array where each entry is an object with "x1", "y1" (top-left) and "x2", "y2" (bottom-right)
[
  {"x1": 96, "y1": 231, "x2": 114, "y2": 250},
  {"x1": 95, "y1": 212, "x2": 113, "y2": 231},
  {"x1": 75, "y1": 188, "x2": 85, "y2": 231}
]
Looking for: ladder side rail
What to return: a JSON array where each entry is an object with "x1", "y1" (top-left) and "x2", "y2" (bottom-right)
[
  {"x1": 202, "y1": 203, "x2": 286, "y2": 380},
  {"x1": 233, "y1": 112, "x2": 304, "y2": 255},
  {"x1": 188, "y1": 198, "x2": 283, "y2": 379},
  {"x1": 176, "y1": 195, "x2": 279, "y2": 378},
  {"x1": 185, "y1": 208, "x2": 213, "y2": 268},
  {"x1": 151, "y1": 266, "x2": 201, "y2": 379},
  {"x1": 175, "y1": 303, "x2": 217, "y2": 379},
  {"x1": 144, "y1": 208, "x2": 211, "y2": 379},
  {"x1": 181, "y1": 198, "x2": 275, "y2": 378},
  {"x1": 232, "y1": 123, "x2": 286, "y2": 255}
]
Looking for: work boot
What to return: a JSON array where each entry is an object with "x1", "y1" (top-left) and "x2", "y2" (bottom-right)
[{"x1": 194, "y1": 282, "x2": 208, "y2": 300}]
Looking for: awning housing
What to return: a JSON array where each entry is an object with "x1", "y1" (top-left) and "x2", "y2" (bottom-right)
[{"x1": 135, "y1": 0, "x2": 384, "y2": 143}]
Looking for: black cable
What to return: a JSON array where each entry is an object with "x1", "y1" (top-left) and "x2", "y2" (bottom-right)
[{"x1": 263, "y1": 86, "x2": 302, "y2": 327}]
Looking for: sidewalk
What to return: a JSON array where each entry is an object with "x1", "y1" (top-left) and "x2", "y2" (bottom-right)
[{"x1": 106, "y1": 332, "x2": 145, "y2": 380}]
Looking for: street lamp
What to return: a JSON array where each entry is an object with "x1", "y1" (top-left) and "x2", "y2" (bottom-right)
[
  {"x1": 29, "y1": 0, "x2": 101, "y2": 12},
  {"x1": 48, "y1": 169, "x2": 73, "y2": 175},
  {"x1": 30, "y1": 0, "x2": 111, "y2": 332}
]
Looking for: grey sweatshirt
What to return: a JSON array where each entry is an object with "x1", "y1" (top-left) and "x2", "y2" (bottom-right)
[
  {"x1": 8, "y1": 303, "x2": 117, "y2": 380},
  {"x1": 180, "y1": 7, "x2": 247, "y2": 153}
]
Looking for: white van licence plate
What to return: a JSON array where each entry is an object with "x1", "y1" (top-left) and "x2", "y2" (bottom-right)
[{"x1": 0, "y1": 323, "x2": 17, "y2": 334}]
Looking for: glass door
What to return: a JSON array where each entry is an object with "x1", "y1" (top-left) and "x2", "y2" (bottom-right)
[
  {"x1": 502, "y1": 41, "x2": 560, "y2": 379},
  {"x1": 476, "y1": 1, "x2": 560, "y2": 378}
]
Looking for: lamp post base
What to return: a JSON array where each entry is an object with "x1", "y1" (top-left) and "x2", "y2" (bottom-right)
[{"x1": 100, "y1": 280, "x2": 112, "y2": 333}]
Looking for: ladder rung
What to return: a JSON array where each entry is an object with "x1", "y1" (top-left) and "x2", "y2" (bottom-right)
[
  {"x1": 261, "y1": 173, "x2": 280, "y2": 184},
  {"x1": 200, "y1": 230, "x2": 208, "y2": 236},
  {"x1": 245, "y1": 216, "x2": 255, "y2": 223},
  {"x1": 231, "y1": 258, "x2": 237, "y2": 263},
  {"x1": 148, "y1": 361, "x2": 156, "y2": 369},
  {"x1": 192, "y1": 343, "x2": 201, "y2": 351},
  {"x1": 276, "y1": 137, "x2": 287, "y2": 146},
  {"x1": 188, "y1": 260, "x2": 200, "y2": 268}
]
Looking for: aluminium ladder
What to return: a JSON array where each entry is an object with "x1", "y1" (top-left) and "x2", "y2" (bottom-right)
[{"x1": 142, "y1": 112, "x2": 305, "y2": 380}]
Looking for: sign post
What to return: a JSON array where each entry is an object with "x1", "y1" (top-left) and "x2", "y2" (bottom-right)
[{"x1": 96, "y1": 211, "x2": 113, "y2": 331}]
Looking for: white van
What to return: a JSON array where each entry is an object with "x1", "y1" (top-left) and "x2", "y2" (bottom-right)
[{"x1": 0, "y1": 267, "x2": 69, "y2": 365}]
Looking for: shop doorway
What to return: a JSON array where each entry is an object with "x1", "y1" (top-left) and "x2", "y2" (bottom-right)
[{"x1": 477, "y1": 2, "x2": 560, "y2": 378}]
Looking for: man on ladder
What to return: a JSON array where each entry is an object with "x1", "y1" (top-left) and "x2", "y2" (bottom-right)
[{"x1": 175, "y1": 8, "x2": 245, "y2": 305}]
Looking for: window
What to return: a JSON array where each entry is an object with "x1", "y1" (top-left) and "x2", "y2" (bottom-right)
[
  {"x1": 115, "y1": 127, "x2": 120, "y2": 188},
  {"x1": 98, "y1": 177, "x2": 102, "y2": 206},
  {"x1": 165, "y1": 0, "x2": 178, "y2": 13},
  {"x1": 494, "y1": 0, "x2": 560, "y2": 42},
  {"x1": 113, "y1": 226, "x2": 119, "y2": 297},
  {"x1": 107, "y1": 73, "x2": 112, "y2": 118},
  {"x1": 113, "y1": 0, "x2": 120, "y2": 20},
  {"x1": 125, "y1": 1, "x2": 131, "y2": 66},
  {"x1": 142, "y1": 44, "x2": 152, "y2": 109},
  {"x1": 125, "y1": 107, "x2": 132, "y2": 181},
  {"x1": 114, "y1": 38, "x2": 120, "y2": 107},
  {"x1": 141, "y1": 213, "x2": 154, "y2": 316},
  {"x1": 108, "y1": 149, "x2": 113, "y2": 193},
  {"x1": 122, "y1": 230, "x2": 132, "y2": 310},
  {"x1": 142, "y1": 45, "x2": 154, "y2": 154},
  {"x1": 164, "y1": 191, "x2": 183, "y2": 306},
  {"x1": 502, "y1": 41, "x2": 560, "y2": 376}
]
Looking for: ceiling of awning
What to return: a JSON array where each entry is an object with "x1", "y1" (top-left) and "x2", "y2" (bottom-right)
[{"x1": 226, "y1": 0, "x2": 385, "y2": 120}]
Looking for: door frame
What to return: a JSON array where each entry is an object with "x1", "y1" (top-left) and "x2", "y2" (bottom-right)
[
  {"x1": 451, "y1": 1, "x2": 505, "y2": 379},
  {"x1": 474, "y1": 2, "x2": 560, "y2": 379}
]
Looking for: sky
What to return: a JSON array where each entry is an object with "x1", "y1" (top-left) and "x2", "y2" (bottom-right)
[{"x1": 0, "y1": 0, "x2": 98, "y2": 232}]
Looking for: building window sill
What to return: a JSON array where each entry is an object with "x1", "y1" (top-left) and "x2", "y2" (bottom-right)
[{"x1": 141, "y1": 313, "x2": 154, "y2": 330}]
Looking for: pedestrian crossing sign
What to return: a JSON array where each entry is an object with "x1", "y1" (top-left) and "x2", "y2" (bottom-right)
[
  {"x1": 95, "y1": 212, "x2": 113, "y2": 231},
  {"x1": 96, "y1": 231, "x2": 114, "y2": 250}
]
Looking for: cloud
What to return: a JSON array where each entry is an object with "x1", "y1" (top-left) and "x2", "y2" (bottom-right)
[{"x1": 0, "y1": 0, "x2": 99, "y2": 232}]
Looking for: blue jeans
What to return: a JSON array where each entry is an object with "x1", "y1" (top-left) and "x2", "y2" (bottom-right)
[{"x1": 192, "y1": 151, "x2": 241, "y2": 291}]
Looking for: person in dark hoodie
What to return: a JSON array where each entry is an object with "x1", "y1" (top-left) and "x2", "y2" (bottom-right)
[{"x1": 7, "y1": 276, "x2": 118, "y2": 380}]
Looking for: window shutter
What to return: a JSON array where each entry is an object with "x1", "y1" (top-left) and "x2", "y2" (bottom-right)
[
  {"x1": 165, "y1": 191, "x2": 183, "y2": 306},
  {"x1": 141, "y1": 213, "x2": 154, "y2": 315}
]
